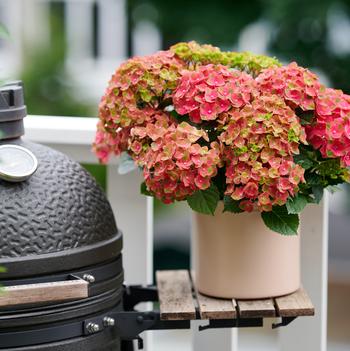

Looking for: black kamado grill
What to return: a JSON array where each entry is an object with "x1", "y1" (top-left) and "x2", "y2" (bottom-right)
[{"x1": 0, "y1": 82, "x2": 124, "y2": 350}]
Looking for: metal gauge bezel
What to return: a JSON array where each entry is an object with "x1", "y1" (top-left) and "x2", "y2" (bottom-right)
[{"x1": 0, "y1": 144, "x2": 38, "y2": 182}]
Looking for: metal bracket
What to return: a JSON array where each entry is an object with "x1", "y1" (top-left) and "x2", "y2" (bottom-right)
[
  {"x1": 199, "y1": 318, "x2": 263, "y2": 331},
  {"x1": 272, "y1": 316, "x2": 297, "y2": 329},
  {"x1": 118, "y1": 285, "x2": 300, "y2": 349},
  {"x1": 123, "y1": 284, "x2": 158, "y2": 311},
  {"x1": 113, "y1": 310, "x2": 190, "y2": 349}
]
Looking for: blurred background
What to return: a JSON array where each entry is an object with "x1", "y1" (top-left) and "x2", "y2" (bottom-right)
[{"x1": 0, "y1": 0, "x2": 349, "y2": 349}]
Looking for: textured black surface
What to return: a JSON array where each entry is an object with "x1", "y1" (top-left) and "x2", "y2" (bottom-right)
[
  {"x1": 0, "y1": 289, "x2": 123, "y2": 329},
  {"x1": 0, "y1": 318, "x2": 121, "y2": 351},
  {"x1": 0, "y1": 233, "x2": 123, "y2": 279},
  {"x1": 0, "y1": 140, "x2": 118, "y2": 260}
]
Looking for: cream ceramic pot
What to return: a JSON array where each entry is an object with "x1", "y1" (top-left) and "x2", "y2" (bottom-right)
[{"x1": 192, "y1": 203, "x2": 300, "y2": 299}]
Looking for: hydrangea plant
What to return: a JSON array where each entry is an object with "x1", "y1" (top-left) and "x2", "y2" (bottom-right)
[{"x1": 94, "y1": 42, "x2": 350, "y2": 235}]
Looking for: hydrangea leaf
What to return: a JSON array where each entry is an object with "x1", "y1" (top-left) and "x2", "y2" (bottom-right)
[
  {"x1": 187, "y1": 183, "x2": 220, "y2": 215},
  {"x1": 293, "y1": 154, "x2": 314, "y2": 170},
  {"x1": 261, "y1": 206, "x2": 299, "y2": 235},
  {"x1": 140, "y1": 182, "x2": 152, "y2": 196},
  {"x1": 286, "y1": 194, "x2": 308, "y2": 214},
  {"x1": 223, "y1": 196, "x2": 243, "y2": 213},
  {"x1": 298, "y1": 110, "x2": 315, "y2": 125},
  {"x1": 311, "y1": 186, "x2": 324, "y2": 203}
]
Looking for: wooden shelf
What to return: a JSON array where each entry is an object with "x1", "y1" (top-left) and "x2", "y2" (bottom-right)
[{"x1": 156, "y1": 270, "x2": 314, "y2": 321}]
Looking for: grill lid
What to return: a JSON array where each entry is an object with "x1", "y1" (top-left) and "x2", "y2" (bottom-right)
[{"x1": 0, "y1": 82, "x2": 122, "y2": 279}]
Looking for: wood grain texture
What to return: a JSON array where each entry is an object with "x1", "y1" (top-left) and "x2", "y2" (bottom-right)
[
  {"x1": 237, "y1": 299, "x2": 276, "y2": 318},
  {"x1": 275, "y1": 288, "x2": 315, "y2": 317},
  {"x1": 191, "y1": 271, "x2": 236, "y2": 320},
  {"x1": 0, "y1": 280, "x2": 88, "y2": 307},
  {"x1": 156, "y1": 270, "x2": 196, "y2": 320},
  {"x1": 196, "y1": 292, "x2": 237, "y2": 320}
]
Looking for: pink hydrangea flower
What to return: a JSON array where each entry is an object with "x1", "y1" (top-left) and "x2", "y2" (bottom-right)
[
  {"x1": 306, "y1": 88, "x2": 350, "y2": 166},
  {"x1": 256, "y1": 62, "x2": 321, "y2": 111},
  {"x1": 137, "y1": 121, "x2": 221, "y2": 203},
  {"x1": 173, "y1": 64, "x2": 256, "y2": 122},
  {"x1": 94, "y1": 50, "x2": 186, "y2": 162},
  {"x1": 220, "y1": 95, "x2": 306, "y2": 211}
]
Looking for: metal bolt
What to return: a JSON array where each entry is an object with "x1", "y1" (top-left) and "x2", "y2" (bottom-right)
[
  {"x1": 86, "y1": 322, "x2": 100, "y2": 334},
  {"x1": 83, "y1": 274, "x2": 95, "y2": 283},
  {"x1": 103, "y1": 316, "x2": 115, "y2": 327}
]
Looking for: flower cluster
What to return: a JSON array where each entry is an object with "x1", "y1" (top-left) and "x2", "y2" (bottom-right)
[
  {"x1": 306, "y1": 88, "x2": 350, "y2": 166},
  {"x1": 94, "y1": 42, "x2": 350, "y2": 229},
  {"x1": 171, "y1": 41, "x2": 281, "y2": 75},
  {"x1": 173, "y1": 64, "x2": 255, "y2": 123},
  {"x1": 95, "y1": 50, "x2": 186, "y2": 163},
  {"x1": 131, "y1": 116, "x2": 221, "y2": 203},
  {"x1": 219, "y1": 95, "x2": 306, "y2": 211},
  {"x1": 256, "y1": 62, "x2": 321, "y2": 111}
]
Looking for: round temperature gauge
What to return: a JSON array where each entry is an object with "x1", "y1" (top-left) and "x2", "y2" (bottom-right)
[{"x1": 0, "y1": 145, "x2": 38, "y2": 182}]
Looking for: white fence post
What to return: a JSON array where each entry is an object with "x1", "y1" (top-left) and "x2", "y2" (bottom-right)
[
  {"x1": 279, "y1": 194, "x2": 329, "y2": 351},
  {"x1": 106, "y1": 167, "x2": 153, "y2": 286},
  {"x1": 106, "y1": 167, "x2": 154, "y2": 351},
  {"x1": 97, "y1": 0, "x2": 127, "y2": 60},
  {"x1": 65, "y1": 0, "x2": 94, "y2": 62}
]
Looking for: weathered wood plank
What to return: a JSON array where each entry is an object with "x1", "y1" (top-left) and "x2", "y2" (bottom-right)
[
  {"x1": 275, "y1": 288, "x2": 315, "y2": 317},
  {"x1": 191, "y1": 271, "x2": 236, "y2": 320},
  {"x1": 197, "y1": 292, "x2": 237, "y2": 320},
  {"x1": 156, "y1": 270, "x2": 196, "y2": 320},
  {"x1": 0, "y1": 280, "x2": 88, "y2": 307},
  {"x1": 237, "y1": 299, "x2": 276, "y2": 318}
]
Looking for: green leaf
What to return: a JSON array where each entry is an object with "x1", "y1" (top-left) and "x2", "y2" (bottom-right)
[
  {"x1": 312, "y1": 186, "x2": 323, "y2": 204},
  {"x1": 293, "y1": 154, "x2": 313, "y2": 170},
  {"x1": 261, "y1": 205, "x2": 299, "y2": 235},
  {"x1": 170, "y1": 110, "x2": 183, "y2": 120},
  {"x1": 223, "y1": 196, "x2": 243, "y2": 213},
  {"x1": 140, "y1": 182, "x2": 152, "y2": 196},
  {"x1": 0, "y1": 24, "x2": 9, "y2": 39},
  {"x1": 305, "y1": 172, "x2": 323, "y2": 186},
  {"x1": 286, "y1": 194, "x2": 308, "y2": 214},
  {"x1": 187, "y1": 183, "x2": 220, "y2": 215},
  {"x1": 298, "y1": 110, "x2": 315, "y2": 125}
]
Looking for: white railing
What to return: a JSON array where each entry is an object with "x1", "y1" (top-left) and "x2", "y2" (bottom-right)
[{"x1": 24, "y1": 115, "x2": 329, "y2": 351}]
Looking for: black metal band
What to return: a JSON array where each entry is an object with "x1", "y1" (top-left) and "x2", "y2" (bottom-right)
[
  {"x1": 0, "y1": 230, "x2": 123, "y2": 279},
  {"x1": 0, "y1": 304, "x2": 122, "y2": 348},
  {"x1": 0, "y1": 255, "x2": 123, "y2": 288}
]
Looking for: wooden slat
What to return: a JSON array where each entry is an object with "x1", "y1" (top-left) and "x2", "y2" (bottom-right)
[
  {"x1": 0, "y1": 280, "x2": 88, "y2": 307},
  {"x1": 191, "y1": 271, "x2": 236, "y2": 320},
  {"x1": 237, "y1": 299, "x2": 276, "y2": 318},
  {"x1": 275, "y1": 288, "x2": 315, "y2": 317},
  {"x1": 156, "y1": 270, "x2": 196, "y2": 320},
  {"x1": 196, "y1": 293, "x2": 237, "y2": 320}
]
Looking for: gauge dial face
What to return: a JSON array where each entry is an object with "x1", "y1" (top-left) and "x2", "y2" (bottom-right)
[{"x1": 0, "y1": 145, "x2": 38, "y2": 182}]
